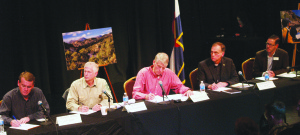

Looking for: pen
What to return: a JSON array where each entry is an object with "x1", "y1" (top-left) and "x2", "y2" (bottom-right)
[
  {"x1": 147, "y1": 89, "x2": 151, "y2": 94},
  {"x1": 12, "y1": 115, "x2": 21, "y2": 126}
]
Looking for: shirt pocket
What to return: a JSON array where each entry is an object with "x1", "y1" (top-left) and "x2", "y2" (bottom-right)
[
  {"x1": 93, "y1": 92, "x2": 103, "y2": 102},
  {"x1": 79, "y1": 96, "x2": 87, "y2": 104}
]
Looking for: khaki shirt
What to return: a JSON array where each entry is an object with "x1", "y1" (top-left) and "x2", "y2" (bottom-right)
[{"x1": 66, "y1": 77, "x2": 113, "y2": 111}]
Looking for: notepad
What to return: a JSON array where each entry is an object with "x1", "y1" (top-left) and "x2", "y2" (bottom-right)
[
  {"x1": 222, "y1": 89, "x2": 241, "y2": 94},
  {"x1": 10, "y1": 123, "x2": 40, "y2": 130},
  {"x1": 69, "y1": 109, "x2": 96, "y2": 115}
]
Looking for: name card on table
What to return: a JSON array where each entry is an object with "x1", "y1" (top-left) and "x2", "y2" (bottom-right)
[
  {"x1": 124, "y1": 102, "x2": 147, "y2": 113},
  {"x1": 256, "y1": 81, "x2": 276, "y2": 90},
  {"x1": 56, "y1": 113, "x2": 82, "y2": 126},
  {"x1": 189, "y1": 91, "x2": 210, "y2": 102}
]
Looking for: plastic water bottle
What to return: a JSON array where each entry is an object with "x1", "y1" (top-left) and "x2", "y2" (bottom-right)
[
  {"x1": 264, "y1": 72, "x2": 269, "y2": 81},
  {"x1": 123, "y1": 93, "x2": 128, "y2": 105},
  {"x1": 200, "y1": 81, "x2": 205, "y2": 92},
  {"x1": 0, "y1": 115, "x2": 4, "y2": 133}
]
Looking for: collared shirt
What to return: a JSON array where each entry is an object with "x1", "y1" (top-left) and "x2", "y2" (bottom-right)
[
  {"x1": 132, "y1": 66, "x2": 190, "y2": 100},
  {"x1": 267, "y1": 52, "x2": 275, "y2": 71},
  {"x1": 66, "y1": 77, "x2": 112, "y2": 111},
  {"x1": 0, "y1": 87, "x2": 50, "y2": 125},
  {"x1": 213, "y1": 62, "x2": 221, "y2": 83}
]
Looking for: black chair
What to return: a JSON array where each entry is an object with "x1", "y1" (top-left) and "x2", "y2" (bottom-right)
[
  {"x1": 62, "y1": 88, "x2": 70, "y2": 101},
  {"x1": 62, "y1": 88, "x2": 70, "y2": 112}
]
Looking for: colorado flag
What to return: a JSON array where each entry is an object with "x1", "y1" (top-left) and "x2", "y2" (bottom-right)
[{"x1": 170, "y1": 0, "x2": 185, "y2": 84}]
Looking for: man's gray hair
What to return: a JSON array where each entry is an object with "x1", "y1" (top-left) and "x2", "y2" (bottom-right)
[
  {"x1": 84, "y1": 62, "x2": 99, "y2": 73},
  {"x1": 154, "y1": 52, "x2": 169, "y2": 66}
]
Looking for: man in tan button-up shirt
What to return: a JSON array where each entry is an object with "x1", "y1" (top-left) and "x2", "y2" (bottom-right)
[{"x1": 66, "y1": 62, "x2": 113, "y2": 112}]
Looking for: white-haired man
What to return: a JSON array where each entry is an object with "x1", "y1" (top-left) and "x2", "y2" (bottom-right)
[
  {"x1": 66, "y1": 62, "x2": 113, "y2": 112},
  {"x1": 132, "y1": 52, "x2": 193, "y2": 100}
]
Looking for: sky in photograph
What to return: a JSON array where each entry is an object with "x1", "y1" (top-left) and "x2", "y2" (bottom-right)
[
  {"x1": 62, "y1": 27, "x2": 112, "y2": 43},
  {"x1": 293, "y1": 10, "x2": 300, "y2": 18}
]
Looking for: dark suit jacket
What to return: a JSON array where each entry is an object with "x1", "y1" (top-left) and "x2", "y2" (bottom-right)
[
  {"x1": 197, "y1": 57, "x2": 239, "y2": 88},
  {"x1": 252, "y1": 48, "x2": 289, "y2": 77}
]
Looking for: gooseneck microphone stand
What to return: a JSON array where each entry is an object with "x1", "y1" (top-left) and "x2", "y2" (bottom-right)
[
  {"x1": 107, "y1": 97, "x2": 115, "y2": 112},
  {"x1": 158, "y1": 88, "x2": 170, "y2": 105},
  {"x1": 40, "y1": 109, "x2": 53, "y2": 126}
]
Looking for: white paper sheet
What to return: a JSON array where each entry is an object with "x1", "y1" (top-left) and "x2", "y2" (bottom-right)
[
  {"x1": 147, "y1": 96, "x2": 170, "y2": 103},
  {"x1": 276, "y1": 72, "x2": 297, "y2": 78},
  {"x1": 10, "y1": 123, "x2": 40, "y2": 130},
  {"x1": 69, "y1": 109, "x2": 96, "y2": 115},
  {"x1": 211, "y1": 87, "x2": 232, "y2": 92},
  {"x1": 255, "y1": 77, "x2": 278, "y2": 81},
  {"x1": 230, "y1": 83, "x2": 254, "y2": 88}
]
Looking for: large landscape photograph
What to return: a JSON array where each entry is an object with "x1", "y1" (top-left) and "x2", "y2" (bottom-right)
[
  {"x1": 62, "y1": 27, "x2": 117, "y2": 70},
  {"x1": 280, "y1": 10, "x2": 300, "y2": 43}
]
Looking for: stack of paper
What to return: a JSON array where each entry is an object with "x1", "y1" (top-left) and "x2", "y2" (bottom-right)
[
  {"x1": 230, "y1": 83, "x2": 254, "y2": 88},
  {"x1": 69, "y1": 109, "x2": 96, "y2": 115},
  {"x1": 147, "y1": 96, "x2": 170, "y2": 103},
  {"x1": 10, "y1": 124, "x2": 40, "y2": 130},
  {"x1": 209, "y1": 87, "x2": 241, "y2": 94},
  {"x1": 277, "y1": 72, "x2": 297, "y2": 78},
  {"x1": 255, "y1": 77, "x2": 278, "y2": 81}
]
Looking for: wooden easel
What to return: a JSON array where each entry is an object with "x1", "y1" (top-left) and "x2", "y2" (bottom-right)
[{"x1": 78, "y1": 23, "x2": 118, "y2": 103}]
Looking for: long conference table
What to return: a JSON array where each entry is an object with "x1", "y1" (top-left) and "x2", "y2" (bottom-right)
[{"x1": 6, "y1": 77, "x2": 300, "y2": 135}]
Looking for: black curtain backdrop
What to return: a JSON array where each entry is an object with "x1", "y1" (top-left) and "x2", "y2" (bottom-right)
[{"x1": 0, "y1": 0, "x2": 298, "y2": 115}]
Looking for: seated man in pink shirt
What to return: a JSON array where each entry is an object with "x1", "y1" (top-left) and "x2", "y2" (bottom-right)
[{"x1": 132, "y1": 52, "x2": 193, "y2": 100}]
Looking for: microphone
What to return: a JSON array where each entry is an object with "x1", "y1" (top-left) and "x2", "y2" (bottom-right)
[
  {"x1": 158, "y1": 81, "x2": 170, "y2": 104},
  {"x1": 38, "y1": 101, "x2": 53, "y2": 126},
  {"x1": 102, "y1": 89, "x2": 115, "y2": 112},
  {"x1": 238, "y1": 71, "x2": 247, "y2": 82},
  {"x1": 287, "y1": 66, "x2": 300, "y2": 77},
  {"x1": 158, "y1": 81, "x2": 166, "y2": 94},
  {"x1": 38, "y1": 101, "x2": 47, "y2": 113},
  {"x1": 102, "y1": 89, "x2": 113, "y2": 99},
  {"x1": 287, "y1": 66, "x2": 300, "y2": 70}
]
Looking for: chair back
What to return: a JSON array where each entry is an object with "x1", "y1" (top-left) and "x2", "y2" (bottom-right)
[
  {"x1": 242, "y1": 58, "x2": 255, "y2": 80},
  {"x1": 123, "y1": 77, "x2": 136, "y2": 99},
  {"x1": 189, "y1": 68, "x2": 199, "y2": 90},
  {"x1": 62, "y1": 88, "x2": 70, "y2": 101}
]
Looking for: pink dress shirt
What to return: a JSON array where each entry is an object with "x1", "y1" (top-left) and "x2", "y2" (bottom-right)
[{"x1": 132, "y1": 66, "x2": 190, "y2": 99}]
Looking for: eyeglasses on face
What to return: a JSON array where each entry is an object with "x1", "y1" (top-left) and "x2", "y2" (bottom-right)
[{"x1": 266, "y1": 42, "x2": 276, "y2": 46}]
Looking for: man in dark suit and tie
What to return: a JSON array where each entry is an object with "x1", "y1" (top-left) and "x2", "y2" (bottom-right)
[
  {"x1": 252, "y1": 35, "x2": 289, "y2": 78},
  {"x1": 197, "y1": 42, "x2": 239, "y2": 90}
]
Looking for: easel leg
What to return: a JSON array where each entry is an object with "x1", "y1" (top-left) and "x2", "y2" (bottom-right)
[
  {"x1": 104, "y1": 67, "x2": 118, "y2": 103},
  {"x1": 292, "y1": 43, "x2": 297, "y2": 71}
]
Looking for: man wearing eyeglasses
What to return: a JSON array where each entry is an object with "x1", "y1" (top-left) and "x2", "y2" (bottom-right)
[
  {"x1": 253, "y1": 35, "x2": 289, "y2": 77},
  {"x1": 197, "y1": 42, "x2": 239, "y2": 90}
]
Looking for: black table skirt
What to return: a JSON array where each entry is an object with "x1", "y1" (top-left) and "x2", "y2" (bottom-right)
[{"x1": 6, "y1": 77, "x2": 300, "y2": 135}]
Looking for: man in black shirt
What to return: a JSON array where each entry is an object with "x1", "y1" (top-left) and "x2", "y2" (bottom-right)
[
  {"x1": 197, "y1": 42, "x2": 239, "y2": 90},
  {"x1": 0, "y1": 71, "x2": 50, "y2": 127}
]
